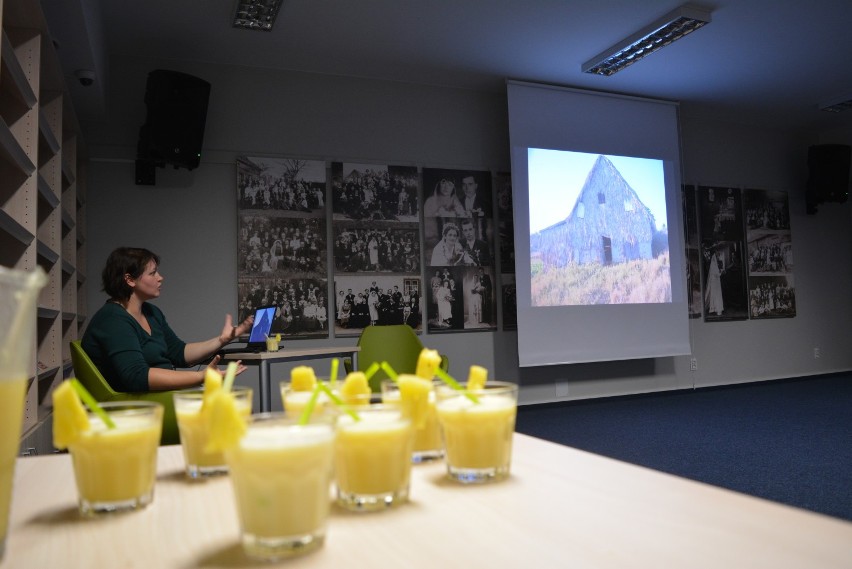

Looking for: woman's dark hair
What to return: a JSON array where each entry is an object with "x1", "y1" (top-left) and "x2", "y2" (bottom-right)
[{"x1": 101, "y1": 247, "x2": 160, "y2": 300}]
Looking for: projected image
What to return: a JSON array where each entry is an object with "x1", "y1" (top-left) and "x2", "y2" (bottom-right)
[{"x1": 528, "y1": 149, "x2": 670, "y2": 306}]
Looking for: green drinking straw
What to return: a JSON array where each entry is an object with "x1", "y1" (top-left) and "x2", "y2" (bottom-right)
[
  {"x1": 329, "y1": 358, "x2": 339, "y2": 389},
  {"x1": 364, "y1": 361, "x2": 381, "y2": 380},
  {"x1": 435, "y1": 368, "x2": 480, "y2": 404},
  {"x1": 317, "y1": 382, "x2": 360, "y2": 422},
  {"x1": 223, "y1": 361, "x2": 238, "y2": 392},
  {"x1": 379, "y1": 361, "x2": 398, "y2": 381},
  {"x1": 70, "y1": 378, "x2": 116, "y2": 429},
  {"x1": 298, "y1": 383, "x2": 323, "y2": 425}
]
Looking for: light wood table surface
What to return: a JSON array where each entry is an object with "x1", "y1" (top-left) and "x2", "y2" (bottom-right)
[{"x1": 5, "y1": 433, "x2": 852, "y2": 568}]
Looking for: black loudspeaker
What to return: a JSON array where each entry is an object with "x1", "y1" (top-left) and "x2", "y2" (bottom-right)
[
  {"x1": 807, "y1": 145, "x2": 851, "y2": 210},
  {"x1": 137, "y1": 70, "x2": 211, "y2": 173}
]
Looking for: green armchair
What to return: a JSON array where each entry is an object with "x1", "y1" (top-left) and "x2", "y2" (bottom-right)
[
  {"x1": 342, "y1": 325, "x2": 449, "y2": 392},
  {"x1": 69, "y1": 340, "x2": 180, "y2": 445}
]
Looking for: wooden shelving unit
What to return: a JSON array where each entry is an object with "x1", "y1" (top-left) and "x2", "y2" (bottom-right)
[{"x1": 1, "y1": 0, "x2": 86, "y2": 454}]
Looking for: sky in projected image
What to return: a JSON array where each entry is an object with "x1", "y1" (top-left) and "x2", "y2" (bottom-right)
[
  {"x1": 529, "y1": 149, "x2": 667, "y2": 234},
  {"x1": 527, "y1": 148, "x2": 671, "y2": 307}
]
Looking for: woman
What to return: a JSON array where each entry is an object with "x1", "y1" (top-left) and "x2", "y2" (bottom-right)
[
  {"x1": 430, "y1": 222, "x2": 465, "y2": 266},
  {"x1": 82, "y1": 247, "x2": 251, "y2": 392},
  {"x1": 437, "y1": 280, "x2": 453, "y2": 326},
  {"x1": 423, "y1": 179, "x2": 466, "y2": 218}
]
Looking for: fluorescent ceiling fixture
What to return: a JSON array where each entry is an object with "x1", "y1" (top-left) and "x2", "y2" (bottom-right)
[
  {"x1": 233, "y1": 0, "x2": 282, "y2": 31},
  {"x1": 582, "y1": 4, "x2": 711, "y2": 76}
]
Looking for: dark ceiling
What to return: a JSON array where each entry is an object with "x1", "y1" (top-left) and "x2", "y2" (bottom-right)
[{"x1": 42, "y1": 0, "x2": 852, "y2": 136}]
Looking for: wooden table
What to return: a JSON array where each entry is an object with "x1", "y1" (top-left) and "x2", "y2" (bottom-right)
[
  {"x1": 5, "y1": 434, "x2": 852, "y2": 568},
  {"x1": 222, "y1": 346, "x2": 359, "y2": 411}
]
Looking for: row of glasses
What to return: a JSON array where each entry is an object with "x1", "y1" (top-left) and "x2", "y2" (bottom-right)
[{"x1": 53, "y1": 377, "x2": 518, "y2": 563}]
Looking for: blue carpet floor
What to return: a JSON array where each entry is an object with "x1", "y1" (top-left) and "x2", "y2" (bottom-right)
[{"x1": 515, "y1": 373, "x2": 852, "y2": 522}]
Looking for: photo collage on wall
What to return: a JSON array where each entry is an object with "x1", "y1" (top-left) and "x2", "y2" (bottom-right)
[
  {"x1": 691, "y1": 185, "x2": 795, "y2": 322},
  {"x1": 743, "y1": 189, "x2": 795, "y2": 319},
  {"x1": 236, "y1": 156, "x2": 514, "y2": 339},
  {"x1": 330, "y1": 162, "x2": 423, "y2": 337},
  {"x1": 423, "y1": 168, "x2": 497, "y2": 333},
  {"x1": 236, "y1": 157, "x2": 329, "y2": 339}
]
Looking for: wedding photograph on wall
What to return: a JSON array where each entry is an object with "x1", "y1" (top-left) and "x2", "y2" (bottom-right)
[
  {"x1": 236, "y1": 156, "x2": 329, "y2": 338},
  {"x1": 697, "y1": 186, "x2": 749, "y2": 322},
  {"x1": 331, "y1": 162, "x2": 422, "y2": 336},
  {"x1": 422, "y1": 167, "x2": 497, "y2": 332}
]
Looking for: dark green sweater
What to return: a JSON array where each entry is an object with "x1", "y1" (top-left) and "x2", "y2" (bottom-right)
[{"x1": 81, "y1": 301, "x2": 188, "y2": 392}]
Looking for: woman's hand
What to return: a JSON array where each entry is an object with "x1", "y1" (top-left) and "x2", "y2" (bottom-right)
[
  {"x1": 207, "y1": 355, "x2": 248, "y2": 376},
  {"x1": 219, "y1": 314, "x2": 254, "y2": 345}
]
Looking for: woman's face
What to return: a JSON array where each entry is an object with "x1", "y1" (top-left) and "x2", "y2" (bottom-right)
[
  {"x1": 444, "y1": 228, "x2": 459, "y2": 245},
  {"x1": 439, "y1": 180, "x2": 454, "y2": 196},
  {"x1": 129, "y1": 260, "x2": 162, "y2": 300}
]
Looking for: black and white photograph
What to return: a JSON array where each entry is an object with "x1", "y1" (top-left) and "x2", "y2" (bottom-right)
[
  {"x1": 698, "y1": 185, "x2": 744, "y2": 241},
  {"x1": 682, "y1": 184, "x2": 702, "y2": 318},
  {"x1": 745, "y1": 188, "x2": 791, "y2": 231},
  {"x1": 237, "y1": 156, "x2": 329, "y2": 339},
  {"x1": 423, "y1": 167, "x2": 496, "y2": 332},
  {"x1": 332, "y1": 223, "x2": 420, "y2": 274},
  {"x1": 700, "y1": 239, "x2": 749, "y2": 322},
  {"x1": 501, "y1": 272, "x2": 517, "y2": 330},
  {"x1": 748, "y1": 275, "x2": 796, "y2": 319},
  {"x1": 331, "y1": 162, "x2": 419, "y2": 222},
  {"x1": 333, "y1": 275, "x2": 422, "y2": 335},
  {"x1": 495, "y1": 172, "x2": 516, "y2": 273},
  {"x1": 237, "y1": 277, "x2": 330, "y2": 337}
]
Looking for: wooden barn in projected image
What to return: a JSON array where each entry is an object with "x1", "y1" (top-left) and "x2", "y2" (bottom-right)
[{"x1": 531, "y1": 155, "x2": 660, "y2": 267}]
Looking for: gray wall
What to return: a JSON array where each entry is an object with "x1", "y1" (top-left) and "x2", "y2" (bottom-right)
[{"x1": 84, "y1": 56, "x2": 852, "y2": 409}]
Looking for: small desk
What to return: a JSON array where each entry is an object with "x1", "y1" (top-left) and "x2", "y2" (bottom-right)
[
  {"x1": 221, "y1": 346, "x2": 359, "y2": 412},
  {"x1": 6, "y1": 434, "x2": 852, "y2": 568}
]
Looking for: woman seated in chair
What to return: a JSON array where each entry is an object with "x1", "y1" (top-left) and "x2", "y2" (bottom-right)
[{"x1": 82, "y1": 247, "x2": 252, "y2": 392}]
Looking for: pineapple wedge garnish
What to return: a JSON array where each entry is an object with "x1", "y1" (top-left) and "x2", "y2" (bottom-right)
[
  {"x1": 340, "y1": 372, "x2": 371, "y2": 406},
  {"x1": 52, "y1": 380, "x2": 90, "y2": 450},
  {"x1": 397, "y1": 374, "x2": 432, "y2": 429},
  {"x1": 290, "y1": 366, "x2": 317, "y2": 392},
  {"x1": 415, "y1": 348, "x2": 442, "y2": 379},
  {"x1": 467, "y1": 365, "x2": 488, "y2": 391},
  {"x1": 204, "y1": 389, "x2": 247, "y2": 453},
  {"x1": 201, "y1": 366, "x2": 223, "y2": 411}
]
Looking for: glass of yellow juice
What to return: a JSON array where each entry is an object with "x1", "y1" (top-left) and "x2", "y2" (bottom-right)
[
  {"x1": 334, "y1": 405, "x2": 414, "y2": 511},
  {"x1": 0, "y1": 265, "x2": 46, "y2": 560},
  {"x1": 224, "y1": 413, "x2": 335, "y2": 560},
  {"x1": 174, "y1": 387, "x2": 253, "y2": 478},
  {"x1": 436, "y1": 381, "x2": 518, "y2": 484},
  {"x1": 280, "y1": 382, "x2": 335, "y2": 419},
  {"x1": 68, "y1": 401, "x2": 163, "y2": 515},
  {"x1": 381, "y1": 380, "x2": 443, "y2": 463}
]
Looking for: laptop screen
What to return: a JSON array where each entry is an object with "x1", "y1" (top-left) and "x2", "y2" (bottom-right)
[{"x1": 247, "y1": 305, "x2": 276, "y2": 345}]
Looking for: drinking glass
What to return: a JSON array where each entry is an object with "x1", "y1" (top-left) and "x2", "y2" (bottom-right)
[
  {"x1": 381, "y1": 379, "x2": 443, "y2": 462},
  {"x1": 68, "y1": 401, "x2": 163, "y2": 515},
  {"x1": 436, "y1": 381, "x2": 518, "y2": 484},
  {"x1": 0, "y1": 266, "x2": 46, "y2": 559},
  {"x1": 334, "y1": 404, "x2": 413, "y2": 511},
  {"x1": 174, "y1": 387, "x2": 253, "y2": 478},
  {"x1": 224, "y1": 413, "x2": 335, "y2": 560}
]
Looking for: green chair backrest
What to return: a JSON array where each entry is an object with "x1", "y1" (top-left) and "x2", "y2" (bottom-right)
[
  {"x1": 353, "y1": 325, "x2": 449, "y2": 392},
  {"x1": 69, "y1": 340, "x2": 180, "y2": 445}
]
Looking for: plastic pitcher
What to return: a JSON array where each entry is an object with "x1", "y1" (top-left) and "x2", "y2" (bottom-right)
[{"x1": 0, "y1": 266, "x2": 47, "y2": 559}]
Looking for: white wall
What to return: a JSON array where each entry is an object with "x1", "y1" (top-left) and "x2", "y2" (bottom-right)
[{"x1": 84, "y1": 56, "x2": 852, "y2": 409}]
